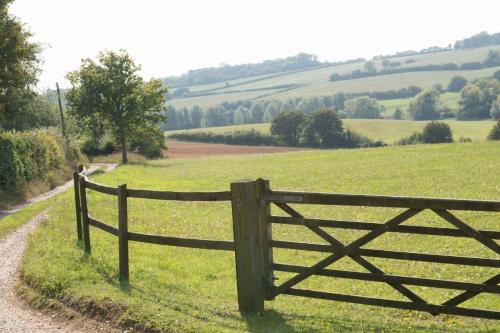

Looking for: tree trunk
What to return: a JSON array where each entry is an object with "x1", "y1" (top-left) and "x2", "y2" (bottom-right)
[{"x1": 120, "y1": 127, "x2": 128, "y2": 164}]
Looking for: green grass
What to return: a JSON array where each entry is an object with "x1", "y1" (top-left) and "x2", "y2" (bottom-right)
[
  {"x1": 379, "y1": 92, "x2": 461, "y2": 116},
  {"x1": 21, "y1": 142, "x2": 500, "y2": 332},
  {"x1": 166, "y1": 119, "x2": 496, "y2": 144},
  {"x1": 170, "y1": 46, "x2": 500, "y2": 109}
]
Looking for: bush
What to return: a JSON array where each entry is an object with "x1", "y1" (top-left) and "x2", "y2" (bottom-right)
[
  {"x1": 487, "y1": 120, "x2": 500, "y2": 140},
  {"x1": 129, "y1": 125, "x2": 166, "y2": 159},
  {"x1": 0, "y1": 129, "x2": 83, "y2": 189},
  {"x1": 397, "y1": 132, "x2": 424, "y2": 145},
  {"x1": 169, "y1": 130, "x2": 281, "y2": 146},
  {"x1": 447, "y1": 76, "x2": 468, "y2": 92},
  {"x1": 421, "y1": 121, "x2": 453, "y2": 143}
]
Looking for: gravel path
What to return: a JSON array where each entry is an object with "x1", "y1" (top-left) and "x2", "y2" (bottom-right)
[{"x1": 0, "y1": 164, "x2": 120, "y2": 333}]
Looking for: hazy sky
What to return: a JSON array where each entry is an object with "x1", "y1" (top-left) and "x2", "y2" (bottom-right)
[{"x1": 10, "y1": 0, "x2": 500, "y2": 89}]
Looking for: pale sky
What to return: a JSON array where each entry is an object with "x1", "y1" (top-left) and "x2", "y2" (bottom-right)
[{"x1": 10, "y1": 0, "x2": 500, "y2": 90}]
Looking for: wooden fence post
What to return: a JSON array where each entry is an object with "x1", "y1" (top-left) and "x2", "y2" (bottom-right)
[
  {"x1": 79, "y1": 176, "x2": 91, "y2": 253},
  {"x1": 230, "y1": 180, "x2": 264, "y2": 313},
  {"x1": 255, "y1": 178, "x2": 274, "y2": 300},
  {"x1": 118, "y1": 184, "x2": 129, "y2": 281},
  {"x1": 73, "y1": 172, "x2": 82, "y2": 240}
]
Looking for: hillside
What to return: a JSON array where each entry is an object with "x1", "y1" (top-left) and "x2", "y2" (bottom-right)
[{"x1": 169, "y1": 45, "x2": 500, "y2": 109}]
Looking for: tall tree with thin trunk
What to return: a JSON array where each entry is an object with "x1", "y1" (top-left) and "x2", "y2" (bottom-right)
[{"x1": 66, "y1": 50, "x2": 167, "y2": 163}]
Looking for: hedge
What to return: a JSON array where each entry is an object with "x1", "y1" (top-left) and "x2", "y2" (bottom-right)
[{"x1": 0, "y1": 129, "x2": 84, "y2": 189}]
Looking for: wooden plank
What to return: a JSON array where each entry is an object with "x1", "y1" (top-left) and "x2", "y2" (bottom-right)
[
  {"x1": 271, "y1": 209, "x2": 422, "y2": 298},
  {"x1": 85, "y1": 180, "x2": 118, "y2": 195},
  {"x1": 274, "y1": 203, "x2": 427, "y2": 306},
  {"x1": 118, "y1": 184, "x2": 129, "y2": 281},
  {"x1": 271, "y1": 240, "x2": 500, "y2": 267},
  {"x1": 256, "y1": 178, "x2": 274, "y2": 301},
  {"x1": 264, "y1": 191, "x2": 500, "y2": 212},
  {"x1": 273, "y1": 263, "x2": 500, "y2": 293},
  {"x1": 73, "y1": 172, "x2": 82, "y2": 240},
  {"x1": 284, "y1": 288, "x2": 500, "y2": 320},
  {"x1": 88, "y1": 216, "x2": 119, "y2": 236},
  {"x1": 230, "y1": 180, "x2": 265, "y2": 313},
  {"x1": 433, "y1": 209, "x2": 500, "y2": 254},
  {"x1": 443, "y1": 274, "x2": 500, "y2": 308},
  {"x1": 270, "y1": 216, "x2": 500, "y2": 239},
  {"x1": 79, "y1": 177, "x2": 91, "y2": 253},
  {"x1": 126, "y1": 189, "x2": 231, "y2": 201},
  {"x1": 127, "y1": 232, "x2": 234, "y2": 251}
]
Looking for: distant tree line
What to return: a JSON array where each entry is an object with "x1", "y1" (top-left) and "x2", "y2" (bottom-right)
[
  {"x1": 161, "y1": 86, "x2": 423, "y2": 131},
  {"x1": 330, "y1": 51, "x2": 500, "y2": 82},
  {"x1": 170, "y1": 109, "x2": 385, "y2": 149},
  {"x1": 454, "y1": 31, "x2": 500, "y2": 50},
  {"x1": 164, "y1": 53, "x2": 322, "y2": 88}
]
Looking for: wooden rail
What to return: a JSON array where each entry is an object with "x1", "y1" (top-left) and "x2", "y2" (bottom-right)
[{"x1": 73, "y1": 170, "x2": 500, "y2": 320}]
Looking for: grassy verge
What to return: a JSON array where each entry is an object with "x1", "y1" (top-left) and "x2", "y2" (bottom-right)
[{"x1": 21, "y1": 142, "x2": 500, "y2": 332}]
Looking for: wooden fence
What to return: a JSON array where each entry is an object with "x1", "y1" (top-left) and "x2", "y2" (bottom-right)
[{"x1": 73, "y1": 169, "x2": 500, "y2": 320}]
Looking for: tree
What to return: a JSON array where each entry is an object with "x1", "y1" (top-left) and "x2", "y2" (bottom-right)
[
  {"x1": 494, "y1": 70, "x2": 500, "y2": 81},
  {"x1": 233, "y1": 105, "x2": 250, "y2": 125},
  {"x1": 484, "y1": 50, "x2": 500, "y2": 68},
  {"x1": 447, "y1": 76, "x2": 468, "y2": 92},
  {"x1": 344, "y1": 96, "x2": 383, "y2": 119},
  {"x1": 491, "y1": 95, "x2": 500, "y2": 120},
  {"x1": 421, "y1": 121, "x2": 453, "y2": 143},
  {"x1": 393, "y1": 107, "x2": 403, "y2": 120},
  {"x1": 364, "y1": 61, "x2": 376, "y2": 72},
  {"x1": 263, "y1": 103, "x2": 279, "y2": 123},
  {"x1": 66, "y1": 50, "x2": 167, "y2": 163},
  {"x1": 249, "y1": 103, "x2": 265, "y2": 123},
  {"x1": 408, "y1": 89, "x2": 441, "y2": 120},
  {"x1": 309, "y1": 109, "x2": 344, "y2": 147},
  {"x1": 270, "y1": 110, "x2": 305, "y2": 146},
  {"x1": 0, "y1": 0, "x2": 41, "y2": 129},
  {"x1": 487, "y1": 120, "x2": 500, "y2": 140},
  {"x1": 458, "y1": 84, "x2": 491, "y2": 120},
  {"x1": 190, "y1": 105, "x2": 203, "y2": 128}
]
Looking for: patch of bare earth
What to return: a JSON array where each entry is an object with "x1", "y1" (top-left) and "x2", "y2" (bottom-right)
[{"x1": 165, "y1": 140, "x2": 308, "y2": 159}]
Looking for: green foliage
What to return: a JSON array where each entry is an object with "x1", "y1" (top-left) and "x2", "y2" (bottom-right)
[
  {"x1": 447, "y1": 76, "x2": 468, "y2": 92},
  {"x1": 421, "y1": 121, "x2": 453, "y2": 143},
  {"x1": 457, "y1": 79, "x2": 500, "y2": 120},
  {"x1": 491, "y1": 95, "x2": 500, "y2": 120},
  {"x1": 0, "y1": 0, "x2": 42, "y2": 130},
  {"x1": 308, "y1": 108, "x2": 344, "y2": 146},
  {"x1": 397, "y1": 131, "x2": 424, "y2": 145},
  {"x1": 484, "y1": 50, "x2": 500, "y2": 67},
  {"x1": 344, "y1": 96, "x2": 383, "y2": 119},
  {"x1": 270, "y1": 111, "x2": 305, "y2": 146},
  {"x1": 129, "y1": 124, "x2": 165, "y2": 159},
  {"x1": 494, "y1": 70, "x2": 500, "y2": 81},
  {"x1": 0, "y1": 129, "x2": 82, "y2": 189},
  {"x1": 408, "y1": 89, "x2": 441, "y2": 120},
  {"x1": 393, "y1": 107, "x2": 403, "y2": 120},
  {"x1": 487, "y1": 120, "x2": 500, "y2": 140},
  {"x1": 66, "y1": 50, "x2": 167, "y2": 163}
]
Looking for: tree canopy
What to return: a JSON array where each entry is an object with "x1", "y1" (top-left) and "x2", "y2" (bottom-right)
[
  {"x1": 66, "y1": 50, "x2": 167, "y2": 163},
  {"x1": 0, "y1": 0, "x2": 41, "y2": 129}
]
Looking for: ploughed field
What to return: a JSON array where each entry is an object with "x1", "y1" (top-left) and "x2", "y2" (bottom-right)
[
  {"x1": 165, "y1": 140, "x2": 308, "y2": 159},
  {"x1": 21, "y1": 142, "x2": 499, "y2": 332}
]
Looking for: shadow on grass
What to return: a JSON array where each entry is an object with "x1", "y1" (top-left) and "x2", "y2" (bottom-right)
[{"x1": 243, "y1": 310, "x2": 299, "y2": 333}]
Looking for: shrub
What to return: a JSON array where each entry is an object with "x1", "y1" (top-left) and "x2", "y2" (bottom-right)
[
  {"x1": 421, "y1": 121, "x2": 453, "y2": 143},
  {"x1": 0, "y1": 129, "x2": 83, "y2": 189},
  {"x1": 447, "y1": 76, "x2": 468, "y2": 92},
  {"x1": 487, "y1": 120, "x2": 500, "y2": 140},
  {"x1": 169, "y1": 130, "x2": 280, "y2": 146},
  {"x1": 129, "y1": 125, "x2": 166, "y2": 159},
  {"x1": 397, "y1": 132, "x2": 424, "y2": 145}
]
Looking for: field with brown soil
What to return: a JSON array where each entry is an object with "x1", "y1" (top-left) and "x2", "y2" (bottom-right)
[{"x1": 165, "y1": 140, "x2": 308, "y2": 159}]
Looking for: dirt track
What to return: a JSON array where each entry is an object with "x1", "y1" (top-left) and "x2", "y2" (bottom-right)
[{"x1": 165, "y1": 140, "x2": 307, "y2": 159}]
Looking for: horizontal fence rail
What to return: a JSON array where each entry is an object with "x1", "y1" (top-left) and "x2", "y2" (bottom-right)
[{"x1": 73, "y1": 170, "x2": 499, "y2": 320}]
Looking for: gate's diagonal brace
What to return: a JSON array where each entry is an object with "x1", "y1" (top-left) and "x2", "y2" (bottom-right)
[
  {"x1": 270, "y1": 207, "x2": 422, "y2": 298},
  {"x1": 274, "y1": 203, "x2": 428, "y2": 306},
  {"x1": 433, "y1": 209, "x2": 500, "y2": 255},
  {"x1": 443, "y1": 273, "x2": 500, "y2": 307}
]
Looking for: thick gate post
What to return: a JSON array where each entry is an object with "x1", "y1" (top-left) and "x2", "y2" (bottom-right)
[
  {"x1": 118, "y1": 184, "x2": 129, "y2": 281},
  {"x1": 230, "y1": 180, "x2": 264, "y2": 313},
  {"x1": 255, "y1": 178, "x2": 274, "y2": 300}
]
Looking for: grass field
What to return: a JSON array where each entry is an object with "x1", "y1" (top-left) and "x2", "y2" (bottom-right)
[
  {"x1": 166, "y1": 119, "x2": 496, "y2": 144},
  {"x1": 20, "y1": 142, "x2": 500, "y2": 332},
  {"x1": 170, "y1": 45, "x2": 500, "y2": 109}
]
